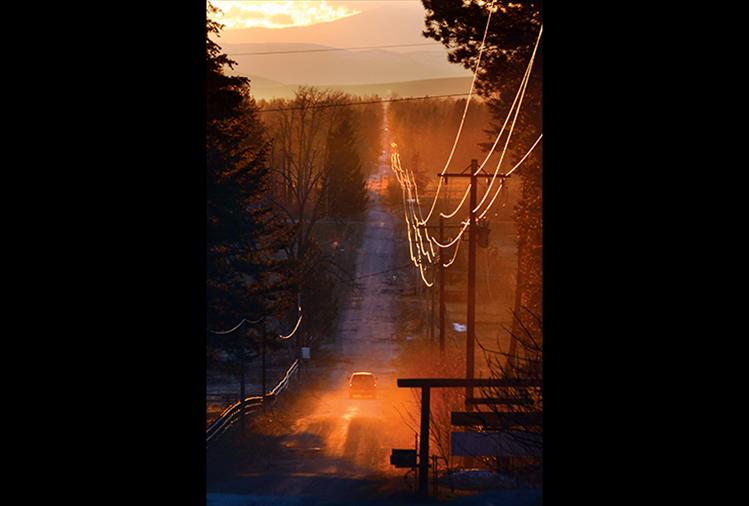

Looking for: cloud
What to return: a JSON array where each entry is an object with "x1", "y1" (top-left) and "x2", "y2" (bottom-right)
[
  {"x1": 269, "y1": 13, "x2": 294, "y2": 27},
  {"x1": 212, "y1": 1, "x2": 360, "y2": 30}
]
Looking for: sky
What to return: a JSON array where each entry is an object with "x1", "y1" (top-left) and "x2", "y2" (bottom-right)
[
  {"x1": 211, "y1": 1, "x2": 424, "y2": 30},
  {"x1": 208, "y1": 1, "x2": 473, "y2": 93}
]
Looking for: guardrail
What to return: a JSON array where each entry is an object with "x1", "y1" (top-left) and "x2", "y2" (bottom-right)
[{"x1": 206, "y1": 359, "x2": 300, "y2": 446}]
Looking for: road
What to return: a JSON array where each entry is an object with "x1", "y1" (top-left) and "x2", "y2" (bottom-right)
[{"x1": 207, "y1": 130, "x2": 421, "y2": 506}]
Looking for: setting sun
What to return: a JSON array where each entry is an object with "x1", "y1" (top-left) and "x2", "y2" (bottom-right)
[{"x1": 211, "y1": 1, "x2": 360, "y2": 29}]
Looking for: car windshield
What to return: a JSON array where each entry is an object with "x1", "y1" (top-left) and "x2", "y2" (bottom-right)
[{"x1": 352, "y1": 375, "x2": 374, "y2": 386}]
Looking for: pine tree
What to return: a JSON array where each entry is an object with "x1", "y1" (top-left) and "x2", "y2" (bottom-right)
[
  {"x1": 206, "y1": 4, "x2": 296, "y2": 371},
  {"x1": 325, "y1": 117, "x2": 369, "y2": 218}
]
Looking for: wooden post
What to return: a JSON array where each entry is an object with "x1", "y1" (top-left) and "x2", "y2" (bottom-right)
[
  {"x1": 466, "y1": 160, "x2": 478, "y2": 404},
  {"x1": 439, "y1": 216, "x2": 445, "y2": 354},
  {"x1": 419, "y1": 386, "x2": 431, "y2": 497}
]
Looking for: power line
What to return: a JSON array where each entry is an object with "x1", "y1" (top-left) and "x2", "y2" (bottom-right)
[
  {"x1": 389, "y1": 22, "x2": 542, "y2": 265},
  {"x1": 229, "y1": 42, "x2": 441, "y2": 56},
  {"x1": 208, "y1": 317, "x2": 263, "y2": 335},
  {"x1": 418, "y1": 8, "x2": 494, "y2": 226},
  {"x1": 278, "y1": 311, "x2": 303, "y2": 340},
  {"x1": 433, "y1": 23, "x2": 543, "y2": 223},
  {"x1": 255, "y1": 92, "x2": 476, "y2": 113},
  {"x1": 354, "y1": 262, "x2": 414, "y2": 281},
  {"x1": 208, "y1": 306, "x2": 303, "y2": 339}
]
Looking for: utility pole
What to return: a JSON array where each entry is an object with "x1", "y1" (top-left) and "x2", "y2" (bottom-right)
[
  {"x1": 239, "y1": 338, "x2": 246, "y2": 430},
  {"x1": 439, "y1": 216, "x2": 445, "y2": 354},
  {"x1": 418, "y1": 386, "x2": 430, "y2": 497},
  {"x1": 429, "y1": 273, "x2": 435, "y2": 344},
  {"x1": 418, "y1": 220, "x2": 463, "y2": 353},
  {"x1": 466, "y1": 159, "x2": 478, "y2": 403},
  {"x1": 261, "y1": 329, "x2": 267, "y2": 398},
  {"x1": 436, "y1": 161, "x2": 510, "y2": 405}
]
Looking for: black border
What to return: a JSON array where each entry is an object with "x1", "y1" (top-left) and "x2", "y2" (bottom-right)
[{"x1": 50, "y1": 1, "x2": 685, "y2": 503}]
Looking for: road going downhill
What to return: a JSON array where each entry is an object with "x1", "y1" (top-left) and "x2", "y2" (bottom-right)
[{"x1": 207, "y1": 118, "x2": 420, "y2": 506}]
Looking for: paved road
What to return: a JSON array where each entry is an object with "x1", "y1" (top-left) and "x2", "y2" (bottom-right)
[{"x1": 207, "y1": 127, "x2": 420, "y2": 506}]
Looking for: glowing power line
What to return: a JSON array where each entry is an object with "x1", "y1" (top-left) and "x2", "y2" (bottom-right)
[
  {"x1": 278, "y1": 310, "x2": 303, "y2": 340},
  {"x1": 418, "y1": 8, "x2": 494, "y2": 225},
  {"x1": 436, "y1": 23, "x2": 543, "y2": 221},
  {"x1": 208, "y1": 318, "x2": 263, "y2": 335}
]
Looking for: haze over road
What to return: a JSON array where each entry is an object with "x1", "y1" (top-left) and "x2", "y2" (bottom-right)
[{"x1": 207, "y1": 116, "x2": 420, "y2": 506}]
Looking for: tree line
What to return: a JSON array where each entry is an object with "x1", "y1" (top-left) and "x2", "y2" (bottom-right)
[{"x1": 206, "y1": 2, "x2": 381, "y2": 389}]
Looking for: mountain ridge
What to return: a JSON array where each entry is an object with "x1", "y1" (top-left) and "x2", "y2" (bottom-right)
[{"x1": 224, "y1": 42, "x2": 470, "y2": 87}]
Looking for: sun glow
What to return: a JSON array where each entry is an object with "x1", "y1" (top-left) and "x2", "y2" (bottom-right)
[{"x1": 211, "y1": 1, "x2": 361, "y2": 29}]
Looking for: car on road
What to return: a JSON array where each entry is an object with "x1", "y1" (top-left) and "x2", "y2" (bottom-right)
[{"x1": 349, "y1": 372, "x2": 377, "y2": 399}]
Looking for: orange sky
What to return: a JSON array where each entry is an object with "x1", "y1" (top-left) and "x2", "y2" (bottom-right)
[{"x1": 211, "y1": 1, "x2": 413, "y2": 30}]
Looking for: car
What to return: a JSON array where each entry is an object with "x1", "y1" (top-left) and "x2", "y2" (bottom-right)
[{"x1": 349, "y1": 372, "x2": 377, "y2": 399}]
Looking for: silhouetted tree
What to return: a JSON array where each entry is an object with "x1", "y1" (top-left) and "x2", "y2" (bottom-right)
[
  {"x1": 325, "y1": 116, "x2": 369, "y2": 217},
  {"x1": 477, "y1": 307, "x2": 542, "y2": 482},
  {"x1": 206, "y1": 3, "x2": 296, "y2": 374}
]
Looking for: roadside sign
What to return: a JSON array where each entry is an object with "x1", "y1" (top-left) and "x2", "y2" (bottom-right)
[
  {"x1": 390, "y1": 448, "x2": 417, "y2": 468},
  {"x1": 301, "y1": 347, "x2": 311, "y2": 359}
]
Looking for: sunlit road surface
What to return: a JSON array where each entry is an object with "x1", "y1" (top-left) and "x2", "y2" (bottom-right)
[{"x1": 207, "y1": 138, "x2": 422, "y2": 505}]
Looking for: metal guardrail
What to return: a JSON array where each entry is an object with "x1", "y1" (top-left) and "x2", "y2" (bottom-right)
[{"x1": 206, "y1": 359, "x2": 300, "y2": 446}]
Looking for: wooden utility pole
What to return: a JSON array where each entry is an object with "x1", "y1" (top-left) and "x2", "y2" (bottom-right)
[
  {"x1": 436, "y1": 162, "x2": 511, "y2": 405},
  {"x1": 418, "y1": 220, "x2": 463, "y2": 353},
  {"x1": 429, "y1": 271, "x2": 435, "y2": 344},
  {"x1": 418, "y1": 386, "x2": 430, "y2": 497},
  {"x1": 239, "y1": 340, "x2": 246, "y2": 430},
  {"x1": 261, "y1": 331, "x2": 267, "y2": 397},
  {"x1": 466, "y1": 159, "x2": 478, "y2": 403},
  {"x1": 439, "y1": 216, "x2": 445, "y2": 354}
]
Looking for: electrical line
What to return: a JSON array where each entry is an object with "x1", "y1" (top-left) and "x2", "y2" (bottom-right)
[
  {"x1": 398, "y1": 22, "x2": 540, "y2": 264},
  {"x1": 435, "y1": 23, "x2": 542, "y2": 222},
  {"x1": 391, "y1": 140, "x2": 465, "y2": 286},
  {"x1": 228, "y1": 42, "x2": 441, "y2": 56},
  {"x1": 418, "y1": 259, "x2": 435, "y2": 287},
  {"x1": 385, "y1": 11, "x2": 540, "y2": 283},
  {"x1": 208, "y1": 306, "x2": 303, "y2": 340},
  {"x1": 430, "y1": 219, "x2": 470, "y2": 249},
  {"x1": 443, "y1": 233, "x2": 463, "y2": 268},
  {"x1": 440, "y1": 183, "x2": 472, "y2": 219},
  {"x1": 208, "y1": 317, "x2": 263, "y2": 335},
  {"x1": 418, "y1": 8, "x2": 494, "y2": 225},
  {"x1": 477, "y1": 135, "x2": 542, "y2": 220},
  {"x1": 472, "y1": 24, "x2": 543, "y2": 214},
  {"x1": 278, "y1": 311, "x2": 303, "y2": 340},
  {"x1": 353, "y1": 263, "x2": 414, "y2": 281},
  {"x1": 389, "y1": 144, "x2": 438, "y2": 287}
]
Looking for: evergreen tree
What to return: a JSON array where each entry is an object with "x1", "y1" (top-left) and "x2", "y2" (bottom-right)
[
  {"x1": 325, "y1": 117, "x2": 369, "y2": 218},
  {"x1": 206, "y1": 4, "x2": 296, "y2": 371}
]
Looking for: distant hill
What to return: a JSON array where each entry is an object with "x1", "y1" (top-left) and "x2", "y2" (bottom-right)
[
  {"x1": 217, "y1": 4, "x2": 475, "y2": 102},
  {"x1": 224, "y1": 42, "x2": 470, "y2": 86},
  {"x1": 220, "y1": 3, "x2": 433, "y2": 48},
  {"x1": 249, "y1": 76, "x2": 475, "y2": 102}
]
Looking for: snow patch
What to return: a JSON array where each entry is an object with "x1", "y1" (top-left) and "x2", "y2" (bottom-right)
[
  {"x1": 207, "y1": 493, "x2": 306, "y2": 506},
  {"x1": 444, "y1": 469, "x2": 522, "y2": 490}
]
